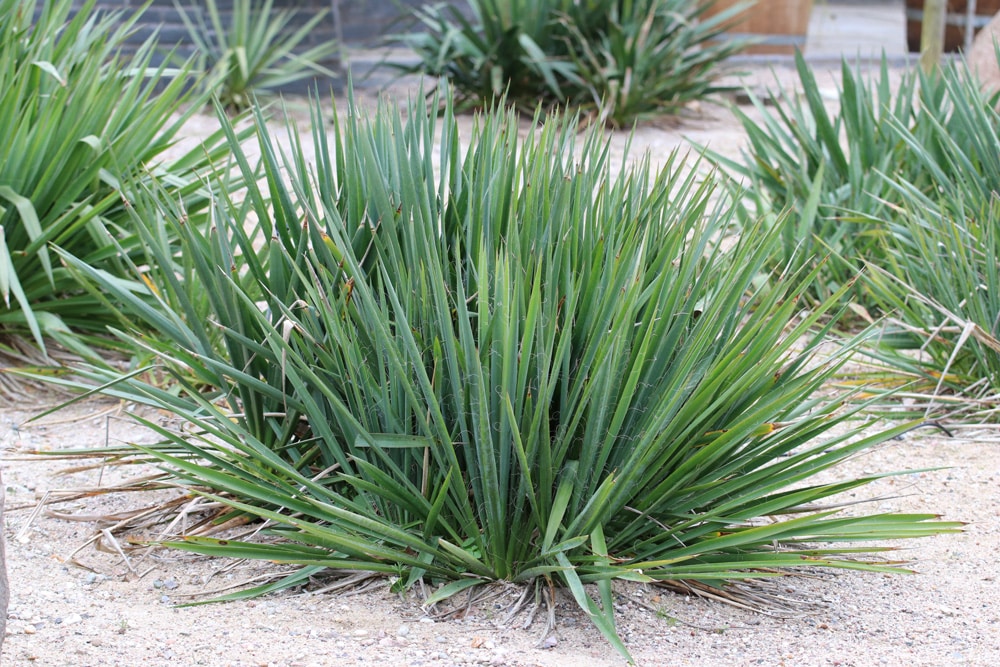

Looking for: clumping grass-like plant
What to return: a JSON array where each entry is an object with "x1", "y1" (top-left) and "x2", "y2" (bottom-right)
[
  {"x1": 710, "y1": 52, "x2": 1000, "y2": 316},
  {"x1": 859, "y1": 63, "x2": 1000, "y2": 419},
  {"x1": 709, "y1": 51, "x2": 1000, "y2": 418},
  {"x1": 0, "y1": 0, "x2": 233, "y2": 357},
  {"x1": 396, "y1": 0, "x2": 746, "y2": 126},
  {"x1": 175, "y1": 0, "x2": 339, "y2": 112},
  {"x1": 862, "y1": 194, "x2": 1000, "y2": 420},
  {"x1": 52, "y1": 91, "x2": 959, "y2": 662},
  {"x1": 703, "y1": 53, "x2": 931, "y2": 306}
]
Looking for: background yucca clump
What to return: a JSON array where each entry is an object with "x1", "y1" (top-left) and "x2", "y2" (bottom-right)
[
  {"x1": 0, "y1": 0, "x2": 233, "y2": 367},
  {"x1": 396, "y1": 0, "x2": 747, "y2": 126},
  {"x1": 703, "y1": 53, "x2": 930, "y2": 307},
  {"x1": 712, "y1": 51, "x2": 1000, "y2": 419},
  {"x1": 175, "y1": 0, "x2": 339, "y2": 112},
  {"x1": 859, "y1": 62, "x2": 1000, "y2": 419},
  {"x1": 47, "y1": 86, "x2": 960, "y2": 662}
]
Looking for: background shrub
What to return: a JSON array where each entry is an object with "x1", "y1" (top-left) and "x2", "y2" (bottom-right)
[
  {"x1": 175, "y1": 0, "x2": 339, "y2": 112},
  {"x1": 396, "y1": 0, "x2": 747, "y2": 126},
  {"x1": 861, "y1": 63, "x2": 1000, "y2": 419},
  {"x1": 703, "y1": 54, "x2": 932, "y2": 306},
  {"x1": 713, "y1": 52, "x2": 1000, "y2": 417},
  {"x1": 0, "y1": 0, "x2": 232, "y2": 359}
]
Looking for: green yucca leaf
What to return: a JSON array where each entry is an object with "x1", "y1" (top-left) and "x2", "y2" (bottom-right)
[
  {"x1": 702, "y1": 52, "x2": 929, "y2": 307},
  {"x1": 852, "y1": 61, "x2": 1000, "y2": 417}
]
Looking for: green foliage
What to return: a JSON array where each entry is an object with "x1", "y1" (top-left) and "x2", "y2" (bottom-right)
[
  {"x1": 396, "y1": 0, "x2": 747, "y2": 126},
  {"x1": 0, "y1": 0, "x2": 232, "y2": 354},
  {"x1": 863, "y1": 195, "x2": 1000, "y2": 419},
  {"x1": 860, "y1": 64, "x2": 1000, "y2": 418},
  {"x1": 176, "y1": 0, "x2": 339, "y2": 111},
  {"x1": 49, "y1": 90, "x2": 960, "y2": 662},
  {"x1": 703, "y1": 53, "x2": 935, "y2": 305},
  {"x1": 715, "y1": 51, "x2": 1000, "y2": 417}
]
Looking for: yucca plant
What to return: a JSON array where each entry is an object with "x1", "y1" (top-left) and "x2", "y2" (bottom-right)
[
  {"x1": 175, "y1": 0, "x2": 339, "y2": 112},
  {"x1": 397, "y1": 0, "x2": 580, "y2": 109},
  {"x1": 560, "y1": 0, "x2": 748, "y2": 126},
  {"x1": 396, "y1": 0, "x2": 746, "y2": 125},
  {"x1": 703, "y1": 53, "x2": 937, "y2": 306},
  {"x1": 49, "y1": 91, "x2": 958, "y2": 662},
  {"x1": 0, "y1": 0, "x2": 234, "y2": 356},
  {"x1": 862, "y1": 195, "x2": 1000, "y2": 419},
  {"x1": 858, "y1": 62, "x2": 1000, "y2": 419}
]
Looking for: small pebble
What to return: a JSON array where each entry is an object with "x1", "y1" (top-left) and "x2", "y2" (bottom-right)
[
  {"x1": 396, "y1": 624, "x2": 410, "y2": 637},
  {"x1": 540, "y1": 635, "x2": 558, "y2": 649}
]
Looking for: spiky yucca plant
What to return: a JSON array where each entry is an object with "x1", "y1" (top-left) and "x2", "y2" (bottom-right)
[
  {"x1": 175, "y1": 0, "x2": 339, "y2": 112},
  {"x1": 0, "y1": 0, "x2": 233, "y2": 356},
  {"x1": 860, "y1": 61, "x2": 1000, "y2": 419},
  {"x1": 49, "y1": 91, "x2": 959, "y2": 662},
  {"x1": 702, "y1": 53, "x2": 933, "y2": 306},
  {"x1": 396, "y1": 0, "x2": 746, "y2": 125}
]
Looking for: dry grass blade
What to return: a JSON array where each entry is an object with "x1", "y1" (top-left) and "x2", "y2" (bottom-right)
[
  {"x1": 5, "y1": 477, "x2": 175, "y2": 512},
  {"x1": 98, "y1": 528, "x2": 136, "y2": 574},
  {"x1": 0, "y1": 337, "x2": 87, "y2": 399},
  {"x1": 655, "y1": 578, "x2": 828, "y2": 618},
  {"x1": 308, "y1": 571, "x2": 382, "y2": 596}
]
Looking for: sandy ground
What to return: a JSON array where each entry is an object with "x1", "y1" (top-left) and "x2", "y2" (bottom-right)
[{"x1": 3, "y1": 63, "x2": 999, "y2": 667}]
